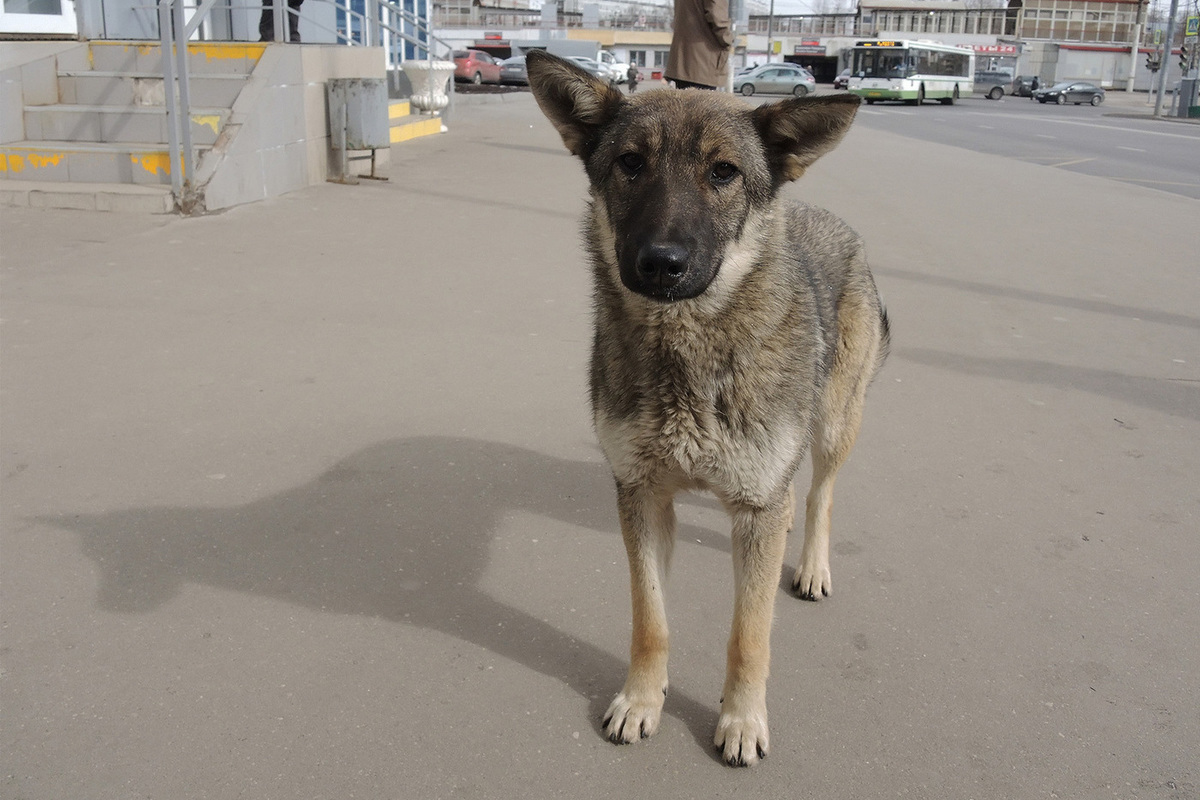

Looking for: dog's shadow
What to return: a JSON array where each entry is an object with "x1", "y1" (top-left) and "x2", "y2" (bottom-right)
[{"x1": 45, "y1": 436, "x2": 733, "y2": 759}]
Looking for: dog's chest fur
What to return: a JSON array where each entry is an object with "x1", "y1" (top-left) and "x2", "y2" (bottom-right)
[{"x1": 592, "y1": 286, "x2": 821, "y2": 506}]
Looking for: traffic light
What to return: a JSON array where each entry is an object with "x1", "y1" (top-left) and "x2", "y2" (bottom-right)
[
  {"x1": 1181, "y1": 42, "x2": 1191, "y2": 72},
  {"x1": 1146, "y1": 54, "x2": 1160, "y2": 72}
]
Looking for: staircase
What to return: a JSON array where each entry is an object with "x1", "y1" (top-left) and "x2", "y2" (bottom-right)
[
  {"x1": 1, "y1": 41, "x2": 446, "y2": 213},
  {"x1": 1, "y1": 42, "x2": 263, "y2": 213}
]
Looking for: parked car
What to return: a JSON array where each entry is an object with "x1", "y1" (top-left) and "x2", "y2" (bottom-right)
[
  {"x1": 499, "y1": 56, "x2": 528, "y2": 86},
  {"x1": 833, "y1": 68, "x2": 851, "y2": 90},
  {"x1": 454, "y1": 49, "x2": 502, "y2": 85},
  {"x1": 567, "y1": 55, "x2": 614, "y2": 82},
  {"x1": 1012, "y1": 75, "x2": 1039, "y2": 97},
  {"x1": 733, "y1": 63, "x2": 817, "y2": 97},
  {"x1": 598, "y1": 50, "x2": 630, "y2": 84},
  {"x1": 1033, "y1": 81, "x2": 1105, "y2": 105},
  {"x1": 975, "y1": 70, "x2": 1015, "y2": 100}
]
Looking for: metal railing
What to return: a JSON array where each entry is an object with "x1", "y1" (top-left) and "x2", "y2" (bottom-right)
[{"x1": 155, "y1": 0, "x2": 452, "y2": 209}]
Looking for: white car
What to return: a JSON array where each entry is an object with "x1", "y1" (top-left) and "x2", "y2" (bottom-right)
[{"x1": 598, "y1": 51, "x2": 630, "y2": 84}]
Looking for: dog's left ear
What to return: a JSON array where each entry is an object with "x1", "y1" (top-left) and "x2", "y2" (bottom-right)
[
  {"x1": 752, "y1": 94, "x2": 861, "y2": 183},
  {"x1": 526, "y1": 50, "x2": 625, "y2": 159}
]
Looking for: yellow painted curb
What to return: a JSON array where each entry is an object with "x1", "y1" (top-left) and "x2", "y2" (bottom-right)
[
  {"x1": 388, "y1": 101, "x2": 411, "y2": 119},
  {"x1": 390, "y1": 116, "x2": 442, "y2": 144}
]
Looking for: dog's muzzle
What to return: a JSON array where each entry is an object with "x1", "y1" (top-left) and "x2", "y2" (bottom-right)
[{"x1": 636, "y1": 243, "x2": 689, "y2": 294}]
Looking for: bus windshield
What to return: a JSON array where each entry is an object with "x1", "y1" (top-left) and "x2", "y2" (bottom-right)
[{"x1": 852, "y1": 49, "x2": 911, "y2": 79}]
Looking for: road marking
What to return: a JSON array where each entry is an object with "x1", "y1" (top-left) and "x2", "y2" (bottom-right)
[
  {"x1": 1036, "y1": 133, "x2": 1057, "y2": 139},
  {"x1": 1117, "y1": 145, "x2": 1146, "y2": 152},
  {"x1": 1047, "y1": 157, "x2": 1096, "y2": 167},
  {"x1": 1021, "y1": 116, "x2": 1200, "y2": 140},
  {"x1": 1111, "y1": 177, "x2": 1200, "y2": 187},
  {"x1": 979, "y1": 124, "x2": 995, "y2": 129}
]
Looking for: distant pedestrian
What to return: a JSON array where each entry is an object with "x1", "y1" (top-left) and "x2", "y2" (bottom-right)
[
  {"x1": 259, "y1": 0, "x2": 303, "y2": 43},
  {"x1": 627, "y1": 64, "x2": 640, "y2": 93},
  {"x1": 664, "y1": 0, "x2": 733, "y2": 90}
]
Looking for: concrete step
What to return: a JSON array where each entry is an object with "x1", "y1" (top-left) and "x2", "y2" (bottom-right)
[
  {"x1": 388, "y1": 100, "x2": 444, "y2": 144},
  {"x1": 0, "y1": 179, "x2": 174, "y2": 212},
  {"x1": 59, "y1": 71, "x2": 248, "y2": 108},
  {"x1": 87, "y1": 41, "x2": 265, "y2": 76},
  {"x1": 24, "y1": 105, "x2": 229, "y2": 146},
  {"x1": 0, "y1": 141, "x2": 201, "y2": 185}
]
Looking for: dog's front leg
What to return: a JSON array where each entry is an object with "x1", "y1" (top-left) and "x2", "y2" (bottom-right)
[
  {"x1": 603, "y1": 482, "x2": 675, "y2": 744},
  {"x1": 714, "y1": 493, "x2": 791, "y2": 766}
]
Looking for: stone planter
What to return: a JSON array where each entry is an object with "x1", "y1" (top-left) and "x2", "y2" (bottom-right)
[{"x1": 402, "y1": 60, "x2": 456, "y2": 113}]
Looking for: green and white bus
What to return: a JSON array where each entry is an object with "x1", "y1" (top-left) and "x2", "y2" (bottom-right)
[{"x1": 846, "y1": 40, "x2": 975, "y2": 105}]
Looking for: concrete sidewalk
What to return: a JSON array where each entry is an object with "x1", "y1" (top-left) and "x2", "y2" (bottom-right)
[{"x1": 2, "y1": 92, "x2": 1198, "y2": 799}]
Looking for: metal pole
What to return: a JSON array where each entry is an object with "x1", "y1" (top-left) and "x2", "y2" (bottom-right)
[
  {"x1": 159, "y1": 0, "x2": 183, "y2": 203},
  {"x1": 767, "y1": 0, "x2": 774, "y2": 63},
  {"x1": 173, "y1": 0, "x2": 195, "y2": 195},
  {"x1": 273, "y1": 0, "x2": 284, "y2": 42},
  {"x1": 1153, "y1": 0, "x2": 1180, "y2": 116}
]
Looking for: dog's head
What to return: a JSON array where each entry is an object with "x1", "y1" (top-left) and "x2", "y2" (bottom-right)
[{"x1": 526, "y1": 50, "x2": 860, "y2": 304}]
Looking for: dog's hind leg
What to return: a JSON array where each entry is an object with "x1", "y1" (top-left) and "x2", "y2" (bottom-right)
[
  {"x1": 793, "y1": 289, "x2": 883, "y2": 600},
  {"x1": 603, "y1": 483, "x2": 675, "y2": 744},
  {"x1": 714, "y1": 492, "x2": 791, "y2": 766}
]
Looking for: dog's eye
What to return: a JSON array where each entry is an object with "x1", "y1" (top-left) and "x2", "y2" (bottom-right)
[
  {"x1": 617, "y1": 152, "x2": 644, "y2": 176},
  {"x1": 710, "y1": 161, "x2": 739, "y2": 185}
]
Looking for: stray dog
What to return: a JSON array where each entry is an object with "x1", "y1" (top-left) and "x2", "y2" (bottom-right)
[{"x1": 526, "y1": 51, "x2": 890, "y2": 767}]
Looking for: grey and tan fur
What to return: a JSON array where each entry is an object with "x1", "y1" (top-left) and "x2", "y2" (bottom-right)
[{"x1": 526, "y1": 50, "x2": 890, "y2": 767}]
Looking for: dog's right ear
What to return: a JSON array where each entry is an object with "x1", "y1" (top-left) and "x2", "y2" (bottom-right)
[{"x1": 526, "y1": 50, "x2": 624, "y2": 159}]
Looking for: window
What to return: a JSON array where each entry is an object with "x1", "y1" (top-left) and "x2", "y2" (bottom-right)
[{"x1": 630, "y1": 49, "x2": 646, "y2": 67}]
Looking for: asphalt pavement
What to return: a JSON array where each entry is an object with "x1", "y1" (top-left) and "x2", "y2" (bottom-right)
[{"x1": 2, "y1": 90, "x2": 1198, "y2": 799}]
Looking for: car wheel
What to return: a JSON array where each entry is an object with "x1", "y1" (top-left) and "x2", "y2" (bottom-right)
[
  {"x1": 473, "y1": 72, "x2": 482, "y2": 85},
  {"x1": 740, "y1": 83, "x2": 755, "y2": 96},
  {"x1": 1056, "y1": 94, "x2": 1065, "y2": 105},
  {"x1": 988, "y1": 86, "x2": 1002, "y2": 100},
  {"x1": 1091, "y1": 94, "x2": 1102, "y2": 106},
  {"x1": 793, "y1": 84, "x2": 809, "y2": 97},
  {"x1": 865, "y1": 98, "x2": 876, "y2": 104}
]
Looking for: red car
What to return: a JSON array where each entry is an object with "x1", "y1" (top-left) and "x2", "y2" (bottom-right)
[{"x1": 454, "y1": 49, "x2": 502, "y2": 85}]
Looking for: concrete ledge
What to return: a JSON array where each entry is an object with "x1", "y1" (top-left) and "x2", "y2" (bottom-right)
[
  {"x1": 390, "y1": 115, "x2": 444, "y2": 143},
  {"x1": 0, "y1": 179, "x2": 174, "y2": 212}
]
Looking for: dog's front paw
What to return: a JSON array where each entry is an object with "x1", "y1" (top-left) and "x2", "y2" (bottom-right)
[
  {"x1": 792, "y1": 558, "x2": 832, "y2": 600},
  {"x1": 602, "y1": 685, "x2": 665, "y2": 743},
  {"x1": 713, "y1": 704, "x2": 769, "y2": 767}
]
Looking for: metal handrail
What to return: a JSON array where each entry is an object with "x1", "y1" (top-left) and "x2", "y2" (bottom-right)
[{"x1": 154, "y1": 0, "x2": 450, "y2": 210}]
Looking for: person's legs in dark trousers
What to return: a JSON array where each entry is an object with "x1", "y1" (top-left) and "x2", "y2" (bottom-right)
[
  {"x1": 668, "y1": 77, "x2": 716, "y2": 90},
  {"x1": 259, "y1": 0, "x2": 303, "y2": 42}
]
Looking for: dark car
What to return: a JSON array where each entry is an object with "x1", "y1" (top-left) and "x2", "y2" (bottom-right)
[
  {"x1": 1034, "y1": 81, "x2": 1105, "y2": 105},
  {"x1": 975, "y1": 70, "x2": 1015, "y2": 100},
  {"x1": 1012, "y1": 75, "x2": 1039, "y2": 97},
  {"x1": 499, "y1": 56, "x2": 527, "y2": 86},
  {"x1": 833, "y1": 68, "x2": 851, "y2": 90},
  {"x1": 453, "y1": 49, "x2": 502, "y2": 85}
]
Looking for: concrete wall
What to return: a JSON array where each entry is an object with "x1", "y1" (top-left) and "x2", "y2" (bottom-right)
[{"x1": 199, "y1": 45, "x2": 386, "y2": 211}]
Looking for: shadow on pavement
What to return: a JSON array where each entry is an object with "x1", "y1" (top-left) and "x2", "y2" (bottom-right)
[{"x1": 42, "y1": 436, "x2": 731, "y2": 759}]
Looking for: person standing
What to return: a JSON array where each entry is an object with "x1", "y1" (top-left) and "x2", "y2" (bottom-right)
[
  {"x1": 627, "y1": 63, "x2": 640, "y2": 93},
  {"x1": 665, "y1": 0, "x2": 733, "y2": 90}
]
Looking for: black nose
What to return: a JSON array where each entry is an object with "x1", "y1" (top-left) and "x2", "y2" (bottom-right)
[{"x1": 636, "y1": 243, "x2": 690, "y2": 290}]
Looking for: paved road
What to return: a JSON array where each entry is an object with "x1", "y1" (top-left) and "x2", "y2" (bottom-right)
[
  {"x1": 854, "y1": 96, "x2": 1200, "y2": 199},
  {"x1": 2, "y1": 93, "x2": 1198, "y2": 799}
]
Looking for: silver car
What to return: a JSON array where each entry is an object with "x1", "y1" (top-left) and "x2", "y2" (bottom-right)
[
  {"x1": 733, "y1": 64, "x2": 817, "y2": 97},
  {"x1": 499, "y1": 56, "x2": 527, "y2": 86}
]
